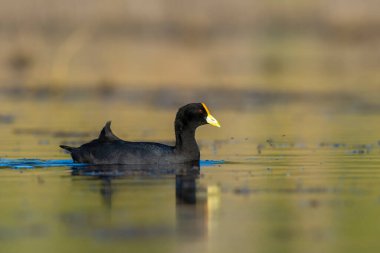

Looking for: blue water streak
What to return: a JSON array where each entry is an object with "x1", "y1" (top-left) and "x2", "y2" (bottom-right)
[
  {"x1": 200, "y1": 160, "x2": 224, "y2": 166},
  {"x1": 0, "y1": 159, "x2": 88, "y2": 169}
]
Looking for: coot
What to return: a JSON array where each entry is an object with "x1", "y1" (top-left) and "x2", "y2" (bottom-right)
[{"x1": 60, "y1": 103, "x2": 220, "y2": 165}]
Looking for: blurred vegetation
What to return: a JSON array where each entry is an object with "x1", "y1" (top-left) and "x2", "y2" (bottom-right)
[{"x1": 0, "y1": 0, "x2": 379, "y2": 96}]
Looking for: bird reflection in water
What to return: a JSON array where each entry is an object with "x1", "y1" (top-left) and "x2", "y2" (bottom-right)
[
  {"x1": 175, "y1": 165, "x2": 210, "y2": 239},
  {"x1": 70, "y1": 162, "x2": 211, "y2": 239},
  {"x1": 71, "y1": 162, "x2": 201, "y2": 207}
]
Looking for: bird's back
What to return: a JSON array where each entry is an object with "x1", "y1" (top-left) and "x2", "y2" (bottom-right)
[{"x1": 70, "y1": 139, "x2": 175, "y2": 164}]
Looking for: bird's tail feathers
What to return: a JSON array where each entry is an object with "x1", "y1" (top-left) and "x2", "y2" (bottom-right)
[{"x1": 60, "y1": 145, "x2": 75, "y2": 152}]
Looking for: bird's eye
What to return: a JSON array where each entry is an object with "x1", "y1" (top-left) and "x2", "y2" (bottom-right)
[{"x1": 198, "y1": 109, "x2": 203, "y2": 113}]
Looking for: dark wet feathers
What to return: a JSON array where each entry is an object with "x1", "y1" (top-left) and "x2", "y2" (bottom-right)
[
  {"x1": 98, "y1": 121, "x2": 121, "y2": 142},
  {"x1": 61, "y1": 122, "x2": 174, "y2": 164}
]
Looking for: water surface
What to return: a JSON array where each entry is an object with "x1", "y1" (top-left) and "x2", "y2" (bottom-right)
[{"x1": 1, "y1": 96, "x2": 380, "y2": 253}]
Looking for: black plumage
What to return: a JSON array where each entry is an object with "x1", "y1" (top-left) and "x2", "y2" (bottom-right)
[{"x1": 60, "y1": 103, "x2": 220, "y2": 165}]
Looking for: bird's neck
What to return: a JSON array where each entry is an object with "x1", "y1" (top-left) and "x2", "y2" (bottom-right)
[{"x1": 174, "y1": 125, "x2": 200, "y2": 158}]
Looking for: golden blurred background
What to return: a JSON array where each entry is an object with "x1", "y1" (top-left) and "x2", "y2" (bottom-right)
[
  {"x1": 1, "y1": 4, "x2": 380, "y2": 253},
  {"x1": 0, "y1": 0, "x2": 379, "y2": 95}
]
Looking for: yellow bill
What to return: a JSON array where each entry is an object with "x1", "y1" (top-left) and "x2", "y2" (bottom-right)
[{"x1": 202, "y1": 103, "x2": 221, "y2": 128}]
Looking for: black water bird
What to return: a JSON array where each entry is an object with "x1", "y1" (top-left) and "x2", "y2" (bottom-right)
[{"x1": 60, "y1": 103, "x2": 220, "y2": 165}]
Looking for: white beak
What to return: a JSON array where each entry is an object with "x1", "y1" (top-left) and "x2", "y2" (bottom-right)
[{"x1": 206, "y1": 114, "x2": 221, "y2": 128}]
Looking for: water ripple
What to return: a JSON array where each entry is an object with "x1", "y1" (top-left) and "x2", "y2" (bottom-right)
[{"x1": 0, "y1": 158, "x2": 224, "y2": 169}]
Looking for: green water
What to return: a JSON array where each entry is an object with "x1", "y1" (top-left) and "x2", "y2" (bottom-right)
[{"x1": 1, "y1": 96, "x2": 380, "y2": 253}]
